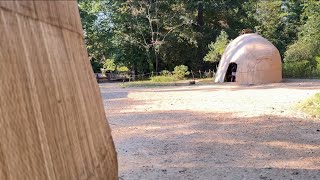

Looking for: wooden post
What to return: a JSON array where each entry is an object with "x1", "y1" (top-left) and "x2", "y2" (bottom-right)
[
  {"x1": 0, "y1": 1, "x2": 118, "y2": 179},
  {"x1": 131, "y1": 69, "x2": 135, "y2": 81}
]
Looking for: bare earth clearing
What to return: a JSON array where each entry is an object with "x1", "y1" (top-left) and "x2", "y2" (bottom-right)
[{"x1": 101, "y1": 80, "x2": 320, "y2": 180}]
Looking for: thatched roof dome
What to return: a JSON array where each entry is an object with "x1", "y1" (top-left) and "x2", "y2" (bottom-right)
[{"x1": 215, "y1": 33, "x2": 282, "y2": 85}]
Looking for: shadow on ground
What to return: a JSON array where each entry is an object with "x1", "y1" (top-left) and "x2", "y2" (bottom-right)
[
  {"x1": 109, "y1": 111, "x2": 320, "y2": 180},
  {"x1": 100, "y1": 80, "x2": 320, "y2": 179}
]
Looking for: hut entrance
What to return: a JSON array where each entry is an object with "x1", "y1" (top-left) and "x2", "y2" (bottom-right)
[{"x1": 225, "y1": 63, "x2": 237, "y2": 82}]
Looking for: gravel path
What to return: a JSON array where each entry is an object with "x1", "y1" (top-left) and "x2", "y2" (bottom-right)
[{"x1": 100, "y1": 80, "x2": 320, "y2": 180}]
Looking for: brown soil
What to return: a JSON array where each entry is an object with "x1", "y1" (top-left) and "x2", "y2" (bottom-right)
[{"x1": 101, "y1": 80, "x2": 320, "y2": 180}]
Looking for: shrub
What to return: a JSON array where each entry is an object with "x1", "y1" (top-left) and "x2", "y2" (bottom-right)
[
  {"x1": 117, "y1": 66, "x2": 129, "y2": 72},
  {"x1": 173, "y1": 65, "x2": 190, "y2": 79},
  {"x1": 103, "y1": 59, "x2": 129, "y2": 72},
  {"x1": 204, "y1": 30, "x2": 229, "y2": 62},
  {"x1": 161, "y1": 70, "x2": 171, "y2": 76},
  {"x1": 103, "y1": 59, "x2": 116, "y2": 71},
  {"x1": 297, "y1": 93, "x2": 320, "y2": 117},
  {"x1": 283, "y1": 61, "x2": 320, "y2": 78}
]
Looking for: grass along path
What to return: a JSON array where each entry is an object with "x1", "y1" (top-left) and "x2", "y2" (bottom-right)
[{"x1": 298, "y1": 93, "x2": 320, "y2": 118}]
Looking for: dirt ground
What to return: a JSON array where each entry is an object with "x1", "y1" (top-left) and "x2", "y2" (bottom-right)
[{"x1": 100, "y1": 79, "x2": 320, "y2": 180}]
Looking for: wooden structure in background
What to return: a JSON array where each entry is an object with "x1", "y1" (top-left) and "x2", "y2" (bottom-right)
[{"x1": 0, "y1": 1, "x2": 118, "y2": 179}]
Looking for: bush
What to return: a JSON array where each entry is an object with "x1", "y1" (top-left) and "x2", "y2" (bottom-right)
[
  {"x1": 103, "y1": 59, "x2": 116, "y2": 71},
  {"x1": 283, "y1": 61, "x2": 320, "y2": 78},
  {"x1": 297, "y1": 93, "x2": 320, "y2": 117},
  {"x1": 161, "y1": 70, "x2": 171, "y2": 76},
  {"x1": 103, "y1": 59, "x2": 129, "y2": 72},
  {"x1": 173, "y1": 65, "x2": 190, "y2": 79},
  {"x1": 150, "y1": 75, "x2": 178, "y2": 82},
  {"x1": 204, "y1": 30, "x2": 229, "y2": 62},
  {"x1": 117, "y1": 66, "x2": 129, "y2": 72}
]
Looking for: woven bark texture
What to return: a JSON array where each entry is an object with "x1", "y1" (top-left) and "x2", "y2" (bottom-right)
[
  {"x1": 0, "y1": 1, "x2": 118, "y2": 179},
  {"x1": 215, "y1": 33, "x2": 282, "y2": 85}
]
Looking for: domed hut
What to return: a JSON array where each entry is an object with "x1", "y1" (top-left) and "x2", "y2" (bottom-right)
[{"x1": 214, "y1": 33, "x2": 282, "y2": 85}]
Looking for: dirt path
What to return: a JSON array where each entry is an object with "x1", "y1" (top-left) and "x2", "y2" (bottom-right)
[{"x1": 101, "y1": 80, "x2": 320, "y2": 180}]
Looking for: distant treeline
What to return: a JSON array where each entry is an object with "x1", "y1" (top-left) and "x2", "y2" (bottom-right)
[{"x1": 79, "y1": 0, "x2": 320, "y2": 78}]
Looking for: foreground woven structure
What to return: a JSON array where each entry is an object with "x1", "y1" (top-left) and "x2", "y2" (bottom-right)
[
  {"x1": 0, "y1": 1, "x2": 117, "y2": 179},
  {"x1": 215, "y1": 33, "x2": 282, "y2": 85}
]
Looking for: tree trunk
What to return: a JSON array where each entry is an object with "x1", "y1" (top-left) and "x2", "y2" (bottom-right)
[
  {"x1": 0, "y1": 1, "x2": 118, "y2": 179},
  {"x1": 196, "y1": 1, "x2": 205, "y2": 70},
  {"x1": 155, "y1": 50, "x2": 159, "y2": 73},
  {"x1": 197, "y1": 1, "x2": 204, "y2": 26}
]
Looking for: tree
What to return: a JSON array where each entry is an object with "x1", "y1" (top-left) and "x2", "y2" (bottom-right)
[
  {"x1": 285, "y1": 1, "x2": 320, "y2": 68},
  {"x1": 78, "y1": 0, "x2": 320, "y2": 78},
  {"x1": 254, "y1": 0, "x2": 305, "y2": 59},
  {"x1": 78, "y1": 1, "x2": 113, "y2": 71},
  {"x1": 204, "y1": 30, "x2": 229, "y2": 62},
  {"x1": 112, "y1": 0, "x2": 193, "y2": 72},
  {"x1": 255, "y1": 1, "x2": 286, "y2": 56}
]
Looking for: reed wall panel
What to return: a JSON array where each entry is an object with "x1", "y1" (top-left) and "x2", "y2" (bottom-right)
[{"x1": 0, "y1": 1, "x2": 118, "y2": 179}]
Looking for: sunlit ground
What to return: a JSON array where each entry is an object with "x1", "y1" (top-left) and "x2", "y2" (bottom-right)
[{"x1": 101, "y1": 80, "x2": 320, "y2": 180}]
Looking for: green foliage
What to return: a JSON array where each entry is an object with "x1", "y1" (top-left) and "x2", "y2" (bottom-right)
[
  {"x1": 161, "y1": 70, "x2": 171, "y2": 76},
  {"x1": 79, "y1": 1, "x2": 113, "y2": 63},
  {"x1": 283, "y1": 61, "x2": 320, "y2": 78},
  {"x1": 255, "y1": 1, "x2": 283, "y2": 42},
  {"x1": 90, "y1": 59, "x2": 102, "y2": 73},
  {"x1": 80, "y1": 0, "x2": 260, "y2": 73},
  {"x1": 79, "y1": 0, "x2": 319, "y2": 79},
  {"x1": 298, "y1": 93, "x2": 320, "y2": 118},
  {"x1": 112, "y1": 0, "x2": 193, "y2": 72},
  {"x1": 255, "y1": 0, "x2": 304, "y2": 59},
  {"x1": 103, "y1": 59, "x2": 116, "y2": 71},
  {"x1": 102, "y1": 59, "x2": 129, "y2": 72},
  {"x1": 117, "y1": 66, "x2": 129, "y2": 72},
  {"x1": 285, "y1": 1, "x2": 320, "y2": 68},
  {"x1": 173, "y1": 65, "x2": 190, "y2": 79},
  {"x1": 150, "y1": 75, "x2": 178, "y2": 82},
  {"x1": 204, "y1": 31, "x2": 229, "y2": 62}
]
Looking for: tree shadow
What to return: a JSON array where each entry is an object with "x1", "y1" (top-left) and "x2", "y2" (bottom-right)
[
  {"x1": 109, "y1": 110, "x2": 320, "y2": 179},
  {"x1": 100, "y1": 91, "x2": 129, "y2": 100},
  {"x1": 100, "y1": 81, "x2": 320, "y2": 179}
]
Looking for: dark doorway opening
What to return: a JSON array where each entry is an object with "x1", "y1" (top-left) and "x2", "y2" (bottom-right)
[{"x1": 225, "y1": 63, "x2": 237, "y2": 82}]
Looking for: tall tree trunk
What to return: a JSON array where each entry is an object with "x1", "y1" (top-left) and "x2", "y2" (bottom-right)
[
  {"x1": 155, "y1": 50, "x2": 159, "y2": 72},
  {"x1": 197, "y1": 1, "x2": 204, "y2": 26},
  {"x1": 0, "y1": 1, "x2": 118, "y2": 179},
  {"x1": 197, "y1": 1, "x2": 205, "y2": 70}
]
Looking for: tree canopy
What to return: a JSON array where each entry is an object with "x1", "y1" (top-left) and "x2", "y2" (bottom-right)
[{"x1": 79, "y1": 0, "x2": 320, "y2": 77}]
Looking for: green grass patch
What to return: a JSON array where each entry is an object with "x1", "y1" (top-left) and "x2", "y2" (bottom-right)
[
  {"x1": 121, "y1": 80, "x2": 177, "y2": 88},
  {"x1": 297, "y1": 93, "x2": 320, "y2": 118},
  {"x1": 121, "y1": 75, "x2": 215, "y2": 87},
  {"x1": 121, "y1": 75, "x2": 180, "y2": 87},
  {"x1": 150, "y1": 75, "x2": 179, "y2": 82}
]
